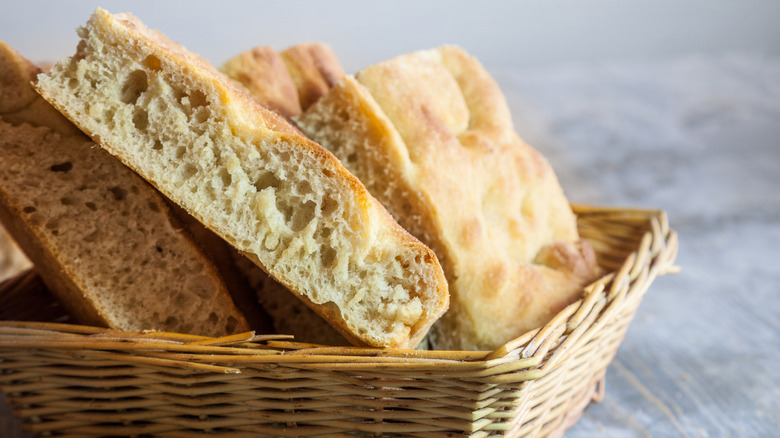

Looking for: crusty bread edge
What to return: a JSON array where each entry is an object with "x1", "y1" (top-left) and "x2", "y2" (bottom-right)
[{"x1": 34, "y1": 8, "x2": 449, "y2": 348}]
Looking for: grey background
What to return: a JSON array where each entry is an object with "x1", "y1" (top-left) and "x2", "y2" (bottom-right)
[
  {"x1": 2, "y1": 0, "x2": 780, "y2": 72},
  {"x1": 2, "y1": 1, "x2": 779, "y2": 436}
]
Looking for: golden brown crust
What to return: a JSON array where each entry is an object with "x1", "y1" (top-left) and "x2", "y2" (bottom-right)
[
  {"x1": 221, "y1": 46, "x2": 302, "y2": 118},
  {"x1": 299, "y1": 46, "x2": 600, "y2": 350},
  {"x1": 280, "y1": 43, "x2": 345, "y2": 111}
]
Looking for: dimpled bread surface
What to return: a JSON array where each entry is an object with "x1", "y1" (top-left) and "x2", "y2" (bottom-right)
[{"x1": 296, "y1": 46, "x2": 601, "y2": 350}]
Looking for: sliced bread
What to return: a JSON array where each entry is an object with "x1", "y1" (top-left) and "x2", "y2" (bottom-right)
[
  {"x1": 296, "y1": 46, "x2": 601, "y2": 350},
  {"x1": 0, "y1": 40, "x2": 248, "y2": 336},
  {"x1": 222, "y1": 42, "x2": 350, "y2": 345},
  {"x1": 35, "y1": 9, "x2": 449, "y2": 348}
]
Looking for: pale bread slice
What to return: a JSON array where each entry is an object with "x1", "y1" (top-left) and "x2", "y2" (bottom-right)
[
  {"x1": 296, "y1": 46, "x2": 601, "y2": 350},
  {"x1": 222, "y1": 42, "x2": 350, "y2": 346},
  {"x1": 0, "y1": 41, "x2": 249, "y2": 336},
  {"x1": 35, "y1": 9, "x2": 449, "y2": 348}
]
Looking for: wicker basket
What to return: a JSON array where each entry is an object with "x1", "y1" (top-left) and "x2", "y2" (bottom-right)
[{"x1": 0, "y1": 205, "x2": 678, "y2": 437}]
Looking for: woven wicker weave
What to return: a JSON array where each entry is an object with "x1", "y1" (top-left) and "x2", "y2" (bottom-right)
[{"x1": 0, "y1": 205, "x2": 678, "y2": 437}]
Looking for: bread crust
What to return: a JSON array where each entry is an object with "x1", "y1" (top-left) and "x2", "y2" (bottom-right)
[
  {"x1": 35, "y1": 9, "x2": 448, "y2": 348},
  {"x1": 298, "y1": 46, "x2": 601, "y2": 350}
]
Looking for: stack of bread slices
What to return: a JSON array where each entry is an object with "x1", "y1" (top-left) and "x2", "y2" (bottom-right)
[{"x1": 0, "y1": 7, "x2": 600, "y2": 351}]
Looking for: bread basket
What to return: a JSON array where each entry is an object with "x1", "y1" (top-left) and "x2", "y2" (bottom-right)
[{"x1": 0, "y1": 205, "x2": 678, "y2": 437}]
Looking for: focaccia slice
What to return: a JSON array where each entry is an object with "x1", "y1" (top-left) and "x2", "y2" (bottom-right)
[
  {"x1": 297, "y1": 46, "x2": 601, "y2": 350},
  {"x1": 35, "y1": 9, "x2": 448, "y2": 348}
]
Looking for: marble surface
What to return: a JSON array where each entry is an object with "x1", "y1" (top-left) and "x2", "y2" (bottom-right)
[{"x1": 2, "y1": 2, "x2": 779, "y2": 436}]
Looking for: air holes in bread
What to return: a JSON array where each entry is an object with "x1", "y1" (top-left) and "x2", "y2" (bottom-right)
[
  {"x1": 84, "y1": 230, "x2": 100, "y2": 243},
  {"x1": 108, "y1": 186, "x2": 127, "y2": 201},
  {"x1": 121, "y1": 69, "x2": 147, "y2": 104},
  {"x1": 322, "y1": 196, "x2": 338, "y2": 216},
  {"x1": 218, "y1": 168, "x2": 231, "y2": 187},
  {"x1": 45, "y1": 218, "x2": 59, "y2": 232},
  {"x1": 253, "y1": 172, "x2": 281, "y2": 193},
  {"x1": 295, "y1": 180, "x2": 313, "y2": 197},
  {"x1": 143, "y1": 54, "x2": 161, "y2": 71},
  {"x1": 132, "y1": 107, "x2": 148, "y2": 131},
  {"x1": 50, "y1": 161, "x2": 73, "y2": 173},
  {"x1": 182, "y1": 163, "x2": 197, "y2": 180},
  {"x1": 188, "y1": 89, "x2": 208, "y2": 108},
  {"x1": 320, "y1": 245, "x2": 337, "y2": 268},
  {"x1": 193, "y1": 107, "x2": 210, "y2": 124},
  {"x1": 225, "y1": 316, "x2": 238, "y2": 333},
  {"x1": 291, "y1": 200, "x2": 316, "y2": 232}
]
